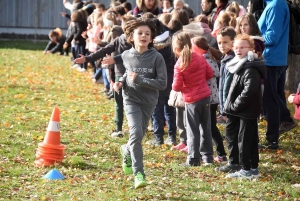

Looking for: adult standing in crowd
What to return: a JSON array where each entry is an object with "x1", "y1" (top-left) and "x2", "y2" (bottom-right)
[
  {"x1": 173, "y1": 0, "x2": 195, "y2": 19},
  {"x1": 162, "y1": 0, "x2": 174, "y2": 13},
  {"x1": 132, "y1": 0, "x2": 163, "y2": 17},
  {"x1": 200, "y1": 0, "x2": 216, "y2": 29},
  {"x1": 258, "y1": 0, "x2": 296, "y2": 150},
  {"x1": 211, "y1": 0, "x2": 229, "y2": 27},
  {"x1": 247, "y1": 0, "x2": 265, "y2": 21}
]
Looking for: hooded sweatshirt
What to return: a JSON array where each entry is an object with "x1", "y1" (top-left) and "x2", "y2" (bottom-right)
[
  {"x1": 153, "y1": 31, "x2": 175, "y2": 97},
  {"x1": 251, "y1": 36, "x2": 265, "y2": 54},
  {"x1": 121, "y1": 47, "x2": 167, "y2": 106},
  {"x1": 257, "y1": 0, "x2": 290, "y2": 66}
]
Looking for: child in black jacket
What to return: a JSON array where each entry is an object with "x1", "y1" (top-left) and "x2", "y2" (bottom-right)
[
  {"x1": 216, "y1": 34, "x2": 266, "y2": 178},
  {"x1": 44, "y1": 28, "x2": 68, "y2": 56}
]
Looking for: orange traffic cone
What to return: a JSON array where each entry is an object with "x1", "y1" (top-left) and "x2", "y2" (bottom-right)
[{"x1": 35, "y1": 108, "x2": 66, "y2": 167}]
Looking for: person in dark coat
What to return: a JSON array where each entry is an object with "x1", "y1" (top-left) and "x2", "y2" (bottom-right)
[
  {"x1": 217, "y1": 34, "x2": 266, "y2": 178},
  {"x1": 147, "y1": 21, "x2": 177, "y2": 146},
  {"x1": 44, "y1": 28, "x2": 68, "y2": 56}
]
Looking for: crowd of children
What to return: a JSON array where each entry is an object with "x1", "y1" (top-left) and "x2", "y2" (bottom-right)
[{"x1": 43, "y1": 0, "x2": 299, "y2": 189}]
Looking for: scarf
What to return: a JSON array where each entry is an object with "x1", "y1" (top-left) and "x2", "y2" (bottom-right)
[
  {"x1": 213, "y1": 2, "x2": 227, "y2": 21},
  {"x1": 226, "y1": 51, "x2": 254, "y2": 73}
]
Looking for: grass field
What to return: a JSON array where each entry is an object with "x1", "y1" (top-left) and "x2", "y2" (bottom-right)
[{"x1": 1, "y1": 41, "x2": 300, "y2": 201}]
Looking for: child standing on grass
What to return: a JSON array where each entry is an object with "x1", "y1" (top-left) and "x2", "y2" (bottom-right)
[
  {"x1": 191, "y1": 36, "x2": 228, "y2": 164},
  {"x1": 217, "y1": 34, "x2": 266, "y2": 178},
  {"x1": 172, "y1": 32, "x2": 214, "y2": 166},
  {"x1": 216, "y1": 27, "x2": 236, "y2": 125},
  {"x1": 113, "y1": 18, "x2": 167, "y2": 189}
]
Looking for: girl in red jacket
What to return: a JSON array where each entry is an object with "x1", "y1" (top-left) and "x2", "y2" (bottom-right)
[{"x1": 172, "y1": 32, "x2": 214, "y2": 166}]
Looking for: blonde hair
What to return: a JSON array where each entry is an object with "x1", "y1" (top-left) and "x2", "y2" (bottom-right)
[
  {"x1": 235, "y1": 13, "x2": 261, "y2": 36},
  {"x1": 104, "y1": 10, "x2": 118, "y2": 26},
  {"x1": 172, "y1": 32, "x2": 192, "y2": 70},
  {"x1": 234, "y1": 34, "x2": 255, "y2": 50},
  {"x1": 217, "y1": 12, "x2": 236, "y2": 28},
  {"x1": 226, "y1": 1, "x2": 240, "y2": 18},
  {"x1": 158, "y1": 13, "x2": 172, "y2": 26}
]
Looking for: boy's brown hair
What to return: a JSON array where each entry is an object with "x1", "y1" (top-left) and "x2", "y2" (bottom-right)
[
  {"x1": 158, "y1": 13, "x2": 172, "y2": 26},
  {"x1": 167, "y1": 20, "x2": 183, "y2": 33},
  {"x1": 171, "y1": 9, "x2": 189, "y2": 25},
  {"x1": 217, "y1": 27, "x2": 236, "y2": 41}
]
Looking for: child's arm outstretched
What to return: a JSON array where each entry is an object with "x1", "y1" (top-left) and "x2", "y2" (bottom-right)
[{"x1": 74, "y1": 37, "x2": 119, "y2": 64}]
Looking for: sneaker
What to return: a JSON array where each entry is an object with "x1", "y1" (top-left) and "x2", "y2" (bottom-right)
[
  {"x1": 165, "y1": 137, "x2": 176, "y2": 146},
  {"x1": 203, "y1": 162, "x2": 213, "y2": 166},
  {"x1": 145, "y1": 139, "x2": 163, "y2": 147},
  {"x1": 120, "y1": 145, "x2": 133, "y2": 175},
  {"x1": 134, "y1": 172, "x2": 147, "y2": 189},
  {"x1": 251, "y1": 168, "x2": 259, "y2": 178},
  {"x1": 279, "y1": 122, "x2": 297, "y2": 134},
  {"x1": 71, "y1": 64, "x2": 81, "y2": 69},
  {"x1": 171, "y1": 142, "x2": 186, "y2": 151},
  {"x1": 258, "y1": 141, "x2": 279, "y2": 150},
  {"x1": 110, "y1": 131, "x2": 123, "y2": 138},
  {"x1": 214, "y1": 156, "x2": 228, "y2": 164},
  {"x1": 77, "y1": 68, "x2": 87, "y2": 72},
  {"x1": 225, "y1": 169, "x2": 252, "y2": 179},
  {"x1": 179, "y1": 146, "x2": 188, "y2": 153},
  {"x1": 108, "y1": 92, "x2": 114, "y2": 99},
  {"x1": 102, "y1": 88, "x2": 109, "y2": 93},
  {"x1": 215, "y1": 163, "x2": 241, "y2": 173}
]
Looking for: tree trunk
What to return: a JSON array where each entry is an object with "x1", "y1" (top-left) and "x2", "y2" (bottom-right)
[{"x1": 285, "y1": 54, "x2": 300, "y2": 93}]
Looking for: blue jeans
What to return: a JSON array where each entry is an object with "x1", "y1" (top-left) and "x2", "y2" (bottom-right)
[
  {"x1": 73, "y1": 44, "x2": 87, "y2": 69},
  {"x1": 102, "y1": 68, "x2": 110, "y2": 90},
  {"x1": 263, "y1": 66, "x2": 293, "y2": 142},
  {"x1": 152, "y1": 96, "x2": 177, "y2": 143}
]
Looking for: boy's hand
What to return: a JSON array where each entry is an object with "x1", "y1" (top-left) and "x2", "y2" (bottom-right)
[
  {"x1": 113, "y1": 82, "x2": 123, "y2": 94},
  {"x1": 74, "y1": 54, "x2": 86, "y2": 64},
  {"x1": 61, "y1": 12, "x2": 66, "y2": 17},
  {"x1": 102, "y1": 54, "x2": 115, "y2": 66},
  {"x1": 128, "y1": 72, "x2": 137, "y2": 82},
  {"x1": 288, "y1": 94, "x2": 296, "y2": 103},
  {"x1": 63, "y1": 42, "x2": 68, "y2": 49}
]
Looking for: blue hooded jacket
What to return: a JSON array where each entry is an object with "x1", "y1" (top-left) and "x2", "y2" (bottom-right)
[{"x1": 257, "y1": 0, "x2": 290, "y2": 66}]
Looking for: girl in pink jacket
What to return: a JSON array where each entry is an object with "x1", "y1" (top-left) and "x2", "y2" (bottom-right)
[{"x1": 172, "y1": 32, "x2": 214, "y2": 166}]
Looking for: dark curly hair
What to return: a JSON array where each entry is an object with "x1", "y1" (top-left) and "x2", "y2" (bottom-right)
[{"x1": 124, "y1": 18, "x2": 157, "y2": 47}]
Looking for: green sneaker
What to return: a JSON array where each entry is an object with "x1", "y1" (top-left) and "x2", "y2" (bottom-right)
[
  {"x1": 134, "y1": 172, "x2": 147, "y2": 189},
  {"x1": 120, "y1": 144, "x2": 133, "y2": 175}
]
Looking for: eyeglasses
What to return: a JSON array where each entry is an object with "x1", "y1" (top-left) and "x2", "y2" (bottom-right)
[{"x1": 234, "y1": 46, "x2": 250, "y2": 50}]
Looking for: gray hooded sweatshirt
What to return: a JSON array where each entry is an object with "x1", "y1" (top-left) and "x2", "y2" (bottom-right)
[{"x1": 121, "y1": 47, "x2": 167, "y2": 106}]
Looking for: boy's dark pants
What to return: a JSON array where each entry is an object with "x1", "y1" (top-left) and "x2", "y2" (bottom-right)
[
  {"x1": 152, "y1": 95, "x2": 177, "y2": 143},
  {"x1": 114, "y1": 76, "x2": 124, "y2": 132},
  {"x1": 225, "y1": 115, "x2": 259, "y2": 170},
  {"x1": 263, "y1": 66, "x2": 293, "y2": 143},
  {"x1": 210, "y1": 104, "x2": 226, "y2": 157}
]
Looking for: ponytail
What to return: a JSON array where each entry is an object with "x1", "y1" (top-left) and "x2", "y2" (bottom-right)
[
  {"x1": 180, "y1": 44, "x2": 192, "y2": 70},
  {"x1": 229, "y1": 15, "x2": 237, "y2": 28},
  {"x1": 208, "y1": 47, "x2": 223, "y2": 62},
  {"x1": 172, "y1": 32, "x2": 193, "y2": 71}
]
